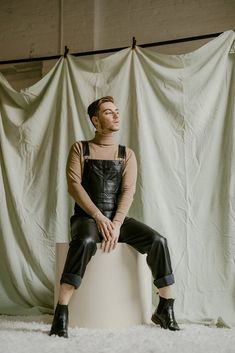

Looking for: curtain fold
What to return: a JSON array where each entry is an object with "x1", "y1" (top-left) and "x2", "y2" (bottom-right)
[{"x1": 0, "y1": 30, "x2": 234, "y2": 323}]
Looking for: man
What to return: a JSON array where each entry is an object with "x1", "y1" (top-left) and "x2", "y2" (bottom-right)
[{"x1": 49, "y1": 96, "x2": 180, "y2": 338}]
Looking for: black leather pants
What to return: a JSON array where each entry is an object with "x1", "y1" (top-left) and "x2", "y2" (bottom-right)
[{"x1": 60, "y1": 216, "x2": 175, "y2": 289}]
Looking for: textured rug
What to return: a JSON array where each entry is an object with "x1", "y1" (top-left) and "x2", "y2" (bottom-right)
[{"x1": 0, "y1": 315, "x2": 234, "y2": 353}]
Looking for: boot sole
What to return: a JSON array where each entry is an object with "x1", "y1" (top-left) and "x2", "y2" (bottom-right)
[
  {"x1": 151, "y1": 314, "x2": 180, "y2": 331},
  {"x1": 151, "y1": 314, "x2": 168, "y2": 329},
  {"x1": 49, "y1": 329, "x2": 68, "y2": 338}
]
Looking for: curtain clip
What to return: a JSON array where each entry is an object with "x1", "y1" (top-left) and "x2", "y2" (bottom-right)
[
  {"x1": 64, "y1": 46, "x2": 69, "y2": 58},
  {"x1": 132, "y1": 37, "x2": 136, "y2": 49}
]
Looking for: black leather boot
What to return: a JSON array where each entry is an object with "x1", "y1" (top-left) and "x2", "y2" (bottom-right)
[
  {"x1": 151, "y1": 297, "x2": 180, "y2": 331},
  {"x1": 49, "y1": 303, "x2": 69, "y2": 338}
]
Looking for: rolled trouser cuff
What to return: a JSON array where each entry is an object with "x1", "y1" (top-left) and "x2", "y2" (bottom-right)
[
  {"x1": 60, "y1": 273, "x2": 82, "y2": 289},
  {"x1": 154, "y1": 273, "x2": 175, "y2": 288}
]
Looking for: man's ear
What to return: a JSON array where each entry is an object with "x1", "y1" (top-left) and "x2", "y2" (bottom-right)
[{"x1": 91, "y1": 115, "x2": 99, "y2": 127}]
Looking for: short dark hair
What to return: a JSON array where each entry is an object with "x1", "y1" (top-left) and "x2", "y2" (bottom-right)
[{"x1": 87, "y1": 96, "x2": 114, "y2": 124}]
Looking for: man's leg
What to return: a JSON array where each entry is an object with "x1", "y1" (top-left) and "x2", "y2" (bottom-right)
[
  {"x1": 49, "y1": 216, "x2": 101, "y2": 337},
  {"x1": 58, "y1": 283, "x2": 75, "y2": 305},
  {"x1": 119, "y1": 217, "x2": 180, "y2": 331}
]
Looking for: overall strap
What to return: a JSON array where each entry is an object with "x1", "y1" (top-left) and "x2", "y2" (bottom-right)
[
  {"x1": 118, "y1": 145, "x2": 126, "y2": 159},
  {"x1": 82, "y1": 141, "x2": 125, "y2": 159},
  {"x1": 81, "y1": 141, "x2": 90, "y2": 157}
]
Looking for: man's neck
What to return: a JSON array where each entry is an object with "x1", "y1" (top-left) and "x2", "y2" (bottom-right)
[{"x1": 91, "y1": 131, "x2": 117, "y2": 145}]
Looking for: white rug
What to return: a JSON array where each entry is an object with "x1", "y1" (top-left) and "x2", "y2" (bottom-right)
[{"x1": 0, "y1": 315, "x2": 234, "y2": 353}]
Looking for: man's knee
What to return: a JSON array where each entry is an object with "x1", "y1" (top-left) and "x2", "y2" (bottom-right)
[
  {"x1": 79, "y1": 236, "x2": 97, "y2": 250},
  {"x1": 70, "y1": 235, "x2": 97, "y2": 252},
  {"x1": 151, "y1": 231, "x2": 168, "y2": 248}
]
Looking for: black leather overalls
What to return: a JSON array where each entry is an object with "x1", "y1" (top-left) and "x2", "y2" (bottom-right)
[
  {"x1": 61, "y1": 141, "x2": 175, "y2": 290},
  {"x1": 74, "y1": 141, "x2": 126, "y2": 220}
]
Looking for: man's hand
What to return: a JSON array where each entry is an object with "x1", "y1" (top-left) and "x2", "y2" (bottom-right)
[
  {"x1": 94, "y1": 212, "x2": 114, "y2": 241},
  {"x1": 101, "y1": 220, "x2": 121, "y2": 253}
]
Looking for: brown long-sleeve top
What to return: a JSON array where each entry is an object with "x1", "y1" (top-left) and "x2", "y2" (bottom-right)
[{"x1": 66, "y1": 131, "x2": 137, "y2": 224}]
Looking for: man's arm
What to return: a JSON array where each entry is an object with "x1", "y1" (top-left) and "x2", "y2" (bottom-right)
[
  {"x1": 66, "y1": 142, "x2": 99, "y2": 217},
  {"x1": 66, "y1": 142, "x2": 114, "y2": 240},
  {"x1": 112, "y1": 147, "x2": 137, "y2": 224}
]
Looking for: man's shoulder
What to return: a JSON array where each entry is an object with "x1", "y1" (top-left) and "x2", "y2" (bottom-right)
[
  {"x1": 69, "y1": 140, "x2": 83, "y2": 154},
  {"x1": 72, "y1": 139, "x2": 90, "y2": 146},
  {"x1": 124, "y1": 145, "x2": 135, "y2": 154}
]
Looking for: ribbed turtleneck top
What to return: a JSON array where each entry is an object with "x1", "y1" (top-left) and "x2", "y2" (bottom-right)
[{"x1": 66, "y1": 131, "x2": 137, "y2": 224}]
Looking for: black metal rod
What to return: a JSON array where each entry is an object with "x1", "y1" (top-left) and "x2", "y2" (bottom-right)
[
  {"x1": 0, "y1": 31, "x2": 229, "y2": 65},
  {"x1": 140, "y1": 31, "x2": 225, "y2": 48}
]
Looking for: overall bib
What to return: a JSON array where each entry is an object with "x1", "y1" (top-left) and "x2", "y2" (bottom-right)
[{"x1": 61, "y1": 142, "x2": 174, "y2": 289}]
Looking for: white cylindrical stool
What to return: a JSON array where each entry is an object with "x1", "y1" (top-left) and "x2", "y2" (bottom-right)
[{"x1": 55, "y1": 243, "x2": 152, "y2": 329}]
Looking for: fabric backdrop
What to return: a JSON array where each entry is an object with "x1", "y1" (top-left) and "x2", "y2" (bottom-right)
[{"x1": 0, "y1": 30, "x2": 235, "y2": 323}]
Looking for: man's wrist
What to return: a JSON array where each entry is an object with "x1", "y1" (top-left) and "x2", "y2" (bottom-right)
[
  {"x1": 113, "y1": 220, "x2": 121, "y2": 228},
  {"x1": 92, "y1": 210, "x2": 103, "y2": 221}
]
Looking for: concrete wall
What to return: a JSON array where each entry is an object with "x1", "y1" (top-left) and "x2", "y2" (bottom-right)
[{"x1": 0, "y1": 0, "x2": 234, "y2": 89}]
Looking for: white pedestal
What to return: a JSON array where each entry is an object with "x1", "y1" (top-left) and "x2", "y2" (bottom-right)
[{"x1": 55, "y1": 243, "x2": 152, "y2": 329}]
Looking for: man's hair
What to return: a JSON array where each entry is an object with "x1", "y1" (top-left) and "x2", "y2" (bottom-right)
[{"x1": 87, "y1": 96, "x2": 114, "y2": 124}]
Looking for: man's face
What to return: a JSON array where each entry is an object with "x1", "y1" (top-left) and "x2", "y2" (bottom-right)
[{"x1": 92, "y1": 101, "x2": 120, "y2": 133}]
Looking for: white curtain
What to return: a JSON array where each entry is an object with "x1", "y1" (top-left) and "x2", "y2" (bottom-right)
[{"x1": 0, "y1": 30, "x2": 234, "y2": 323}]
